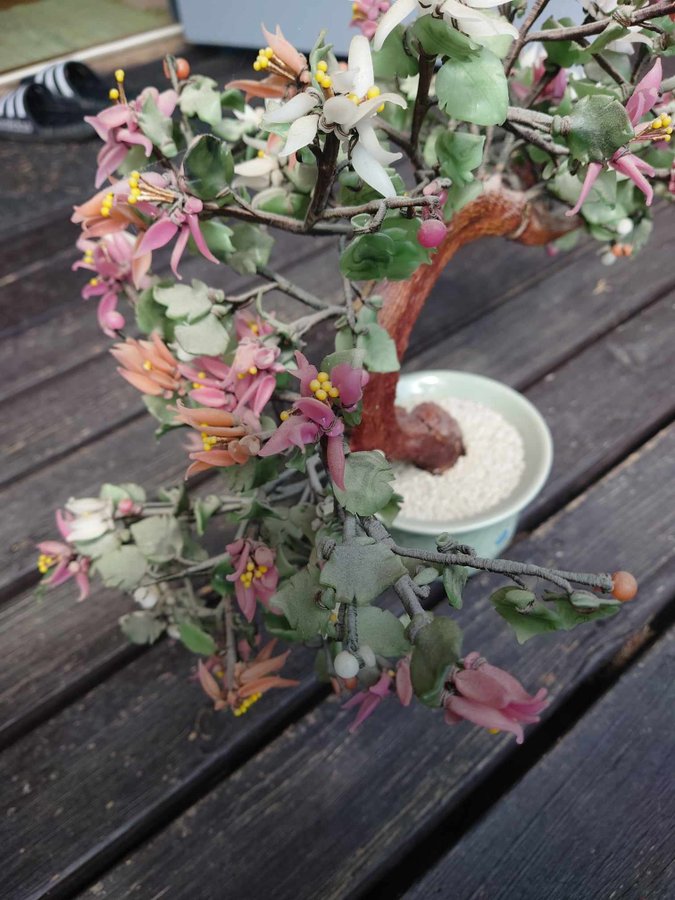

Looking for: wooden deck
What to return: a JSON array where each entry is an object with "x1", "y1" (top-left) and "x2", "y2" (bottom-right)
[{"x1": 1, "y1": 48, "x2": 674, "y2": 900}]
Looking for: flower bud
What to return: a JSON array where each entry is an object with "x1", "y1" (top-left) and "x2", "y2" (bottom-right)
[
  {"x1": 418, "y1": 219, "x2": 448, "y2": 249},
  {"x1": 334, "y1": 650, "x2": 360, "y2": 679}
]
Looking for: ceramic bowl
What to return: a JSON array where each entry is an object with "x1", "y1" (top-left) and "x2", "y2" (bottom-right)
[{"x1": 389, "y1": 370, "x2": 553, "y2": 559}]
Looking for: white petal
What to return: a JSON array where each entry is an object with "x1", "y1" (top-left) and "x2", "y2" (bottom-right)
[
  {"x1": 331, "y1": 70, "x2": 355, "y2": 94},
  {"x1": 350, "y1": 92, "x2": 406, "y2": 125},
  {"x1": 356, "y1": 121, "x2": 401, "y2": 166},
  {"x1": 234, "y1": 157, "x2": 277, "y2": 177},
  {"x1": 448, "y1": 8, "x2": 518, "y2": 39},
  {"x1": 351, "y1": 142, "x2": 396, "y2": 198},
  {"x1": 373, "y1": 0, "x2": 417, "y2": 52},
  {"x1": 264, "y1": 92, "x2": 318, "y2": 125},
  {"x1": 348, "y1": 35, "x2": 375, "y2": 98},
  {"x1": 280, "y1": 113, "x2": 320, "y2": 157},
  {"x1": 323, "y1": 95, "x2": 361, "y2": 128},
  {"x1": 458, "y1": 0, "x2": 510, "y2": 8}
]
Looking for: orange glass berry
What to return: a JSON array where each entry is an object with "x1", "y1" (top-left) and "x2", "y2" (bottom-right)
[
  {"x1": 611, "y1": 571, "x2": 638, "y2": 602},
  {"x1": 175, "y1": 58, "x2": 191, "y2": 80}
]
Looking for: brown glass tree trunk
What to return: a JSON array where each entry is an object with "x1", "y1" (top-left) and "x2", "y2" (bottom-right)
[{"x1": 351, "y1": 182, "x2": 576, "y2": 472}]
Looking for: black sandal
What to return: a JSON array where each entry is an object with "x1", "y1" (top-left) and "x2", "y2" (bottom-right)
[
  {"x1": 0, "y1": 82, "x2": 93, "y2": 142},
  {"x1": 28, "y1": 61, "x2": 109, "y2": 114}
]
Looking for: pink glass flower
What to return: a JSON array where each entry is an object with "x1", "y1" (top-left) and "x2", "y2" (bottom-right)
[
  {"x1": 234, "y1": 309, "x2": 275, "y2": 341},
  {"x1": 443, "y1": 652, "x2": 549, "y2": 744},
  {"x1": 197, "y1": 640, "x2": 298, "y2": 713},
  {"x1": 259, "y1": 396, "x2": 347, "y2": 488},
  {"x1": 36, "y1": 511, "x2": 90, "y2": 601},
  {"x1": 135, "y1": 194, "x2": 219, "y2": 278},
  {"x1": 178, "y1": 356, "x2": 237, "y2": 409},
  {"x1": 111, "y1": 332, "x2": 183, "y2": 397},
  {"x1": 85, "y1": 87, "x2": 178, "y2": 187},
  {"x1": 568, "y1": 59, "x2": 663, "y2": 216},
  {"x1": 226, "y1": 538, "x2": 279, "y2": 622},
  {"x1": 342, "y1": 657, "x2": 410, "y2": 733},
  {"x1": 258, "y1": 352, "x2": 368, "y2": 489},
  {"x1": 74, "y1": 232, "x2": 151, "y2": 337},
  {"x1": 350, "y1": 1, "x2": 391, "y2": 39},
  {"x1": 294, "y1": 350, "x2": 369, "y2": 410},
  {"x1": 227, "y1": 338, "x2": 284, "y2": 416},
  {"x1": 174, "y1": 402, "x2": 261, "y2": 478},
  {"x1": 226, "y1": 25, "x2": 310, "y2": 100}
]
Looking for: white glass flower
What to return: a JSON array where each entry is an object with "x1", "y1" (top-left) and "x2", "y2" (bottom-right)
[
  {"x1": 64, "y1": 497, "x2": 115, "y2": 542},
  {"x1": 263, "y1": 35, "x2": 406, "y2": 198},
  {"x1": 233, "y1": 136, "x2": 285, "y2": 191},
  {"x1": 373, "y1": 0, "x2": 517, "y2": 52}
]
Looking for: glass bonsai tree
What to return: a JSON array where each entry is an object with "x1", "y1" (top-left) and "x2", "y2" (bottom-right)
[{"x1": 39, "y1": 0, "x2": 672, "y2": 740}]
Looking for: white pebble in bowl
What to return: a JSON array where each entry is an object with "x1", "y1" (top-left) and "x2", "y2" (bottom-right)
[{"x1": 392, "y1": 397, "x2": 525, "y2": 523}]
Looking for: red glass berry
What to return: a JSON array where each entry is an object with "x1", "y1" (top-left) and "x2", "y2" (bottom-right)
[{"x1": 418, "y1": 219, "x2": 447, "y2": 249}]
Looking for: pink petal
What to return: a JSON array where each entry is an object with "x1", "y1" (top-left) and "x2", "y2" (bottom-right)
[
  {"x1": 611, "y1": 153, "x2": 654, "y2": 205},
  {"x1": 330, "y1": 362, "x2": 368, "y2": 410},
  {"x1": 170, "y1": 225, "x2": 191, "y2": 278},
  {"x1": 187, "y1": 214, "x2": 220, "y2": 266},
  {"x1": 326, "y1": 433, "x2": 346, "y2": 490},
  {"x1": 56, "y1": 509, "x2": 72, "y2": 540},
  {"x1": 97, "y1": 292, "x2": 125, "y2": 338},
  {"x1": 396, "y1": 658, "x2": 413, "y2": 707},
  {"x1": 294, "y1": 396, "x2": 339, "y2": 429},
  {"x1": 626, "y1": 58, "x2": 662, "y2": 125},
  {"x1": 116, "y1": 127, "x2": 153, "y2": 156},
  {"x1": 75, "y1": 570, "x2": 90, "y2": 602},
  {"x1": 445, "y1": 695, "x2": 525, "y2": 744},
  {"x1": 137, "y1": 217, "x2": 178, "y2": 255},
  {"x1": 566, "y1": 162, "x2": 603, "y2": 217},
  {"x1": 258, "y1": 415, "x2": 321, "y2": 457}
]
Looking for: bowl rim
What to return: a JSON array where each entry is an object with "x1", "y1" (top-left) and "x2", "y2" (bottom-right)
[{"x1": 391, "y1": 370, "x2": 554, "y2": 535}]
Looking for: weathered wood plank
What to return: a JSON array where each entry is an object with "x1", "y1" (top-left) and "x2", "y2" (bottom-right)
[
  {"x1": 406, "y1": 627, "x2": 675, "y2": 900},
  {"x1": 409, "y1": 203, "x2": 675, "y2": 385},
  {"x1": 69, "y1": 426, "x2": 675, "y2": 900},
  {"x1": 524, "y1": 293, "x2": 675, "y2": 525},
  {"x1": 0, "y1": 423, "x2": 672, "y2": 900}
]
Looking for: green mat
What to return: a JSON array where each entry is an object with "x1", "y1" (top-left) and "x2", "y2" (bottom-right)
[{"x1": 0, "y1": 0, "x2": 173, "y2": 73}]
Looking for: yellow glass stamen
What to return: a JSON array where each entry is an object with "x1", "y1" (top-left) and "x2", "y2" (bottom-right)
[
  {"x1": 317, "y1": 372, "x2": 329, "y2": 383},
  {"x1": 309, "y1": 379, "x2": 321, "y2": 392},
  {"x1": 142, "y1": 360, "x2": 153, "y2": 371},
  {"x1": 109, "y1": 88, "x2": 120, "y2": 101},
  {"x1": 248, "y1": 366, "x2": 258, "y2": 376},
  {"x1": 328, "y1": 386, "x2": 340, "y2": 398},
  {"x1": 315, "y1": 389, "x2": 328, "y2": 402},
  {"x1": 366, "y1": 85, "x2": 381, "y2": 100},
  {"x1": 89, "y1": 277, "x2": 99, "y2": 286},
  {"x1": 317, "y1": 61, "x2": 328, "y2": 73},
  {"x1": 257, "y1": 149, "x2": 266, "y2": 158},
  {"x1": 114, "y1": 69, "x2": 125, "y2": 83},
  {"x1": 279, "y1": 410, "x2": 290, "y2": 421}
]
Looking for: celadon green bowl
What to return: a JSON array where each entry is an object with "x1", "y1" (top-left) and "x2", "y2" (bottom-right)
[{"x1": 389, "y1": 370, "x2": 553, "y2": 559}]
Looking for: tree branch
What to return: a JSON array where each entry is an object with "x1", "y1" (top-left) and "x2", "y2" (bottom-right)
[
  {"x1": 505, "y1": 0, "x2": 552, "y2": 75},
  {"x1": 526, "y1": 1, "x2": 675, "y2": 43}
]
